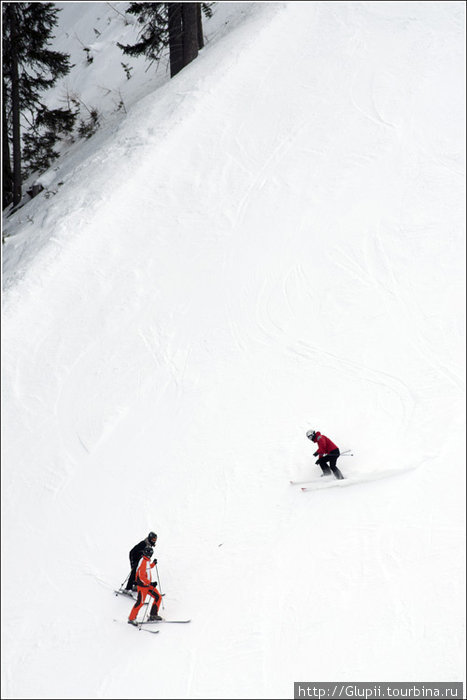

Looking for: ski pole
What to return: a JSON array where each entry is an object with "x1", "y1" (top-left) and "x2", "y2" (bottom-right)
[
  {"x1": 138, "y1": 588, "x2": 150, "y2": 630},
  {"x1": 316, "y1": 451, "x2": 353, "y2": 460},
  {"x1": 117, "y1": 572, "x2": 130, "y2": 595},
  {"x1": 155, "y1": 562, "x2": 165, "y2": 611}
]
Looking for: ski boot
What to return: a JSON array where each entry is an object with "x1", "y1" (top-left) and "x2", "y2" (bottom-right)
[{"x1": 148, "y1": 611, "x2": 163, "y2": 622}]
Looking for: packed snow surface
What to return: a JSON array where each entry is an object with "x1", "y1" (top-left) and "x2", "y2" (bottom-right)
[{"x1": 2, "y1": 2, "x2": 465, "y2": 698}]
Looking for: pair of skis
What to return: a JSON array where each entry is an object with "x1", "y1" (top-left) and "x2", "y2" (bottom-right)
[
  {"x1": 114, "y1": 588, "x2": 166, "y2": 599},
  {"x1": 139, "y1": 619, "x2": 190, "y2": 626},
  {"x1": 140, "y1": 619, "x2": 190, "y2": 635},
  {"x1": 290, "y1": 477, "x2": 347, "y2": 491},
  {"x1": 114, "y1": 618, "x2": 191, "y2": 635},
  {"x1": 114, "y1": 588, "x2": 137, "y2": 599},
  {"x1": 292, "y1": 466, "x2": 416, "y2": 492}
]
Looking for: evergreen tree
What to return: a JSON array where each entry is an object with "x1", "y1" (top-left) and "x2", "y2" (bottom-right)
[
  {"x1": 2, "y1": 3, "x2": 75, "y2": 208},
  {"x1": 22, "y1": 107, "x2": 77, "y2": 175},
  {"x1": 119, "y1": 3, "x2": 213, "y2": 79}
]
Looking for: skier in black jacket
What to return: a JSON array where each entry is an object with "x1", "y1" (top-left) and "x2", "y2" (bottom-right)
[{"x1": 125, "y1": 532, "x2": 157, "y2": 592}]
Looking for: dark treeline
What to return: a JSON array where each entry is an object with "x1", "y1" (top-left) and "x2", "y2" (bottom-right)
[
  {"x1": 2, "y1": 2, "x2": 213, "y2": 211},
  {"x1": 2, "y1": 2, "x2": 74, "y2": 208}
]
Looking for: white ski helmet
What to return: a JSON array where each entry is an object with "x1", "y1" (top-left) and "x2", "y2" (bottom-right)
[{"x1": 306, "y1": 430, "x2": 317, "y2": 441}]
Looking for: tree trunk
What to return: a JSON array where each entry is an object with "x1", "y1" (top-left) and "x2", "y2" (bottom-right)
[
  {"x1": 167, "y1": 3, "x2": 184, "y2": 78},
  {"x1": 2, "y1": 78, "x2": 13, "y2": 209},
  {"x1": 197, "y1": 3, "x2": 204, "y2": 50},
  {"x1": 10, "y1": 6, "x2": 22, "y2": 207},
  {"x1": 182, "y1": 3, "x2": 198, "y2": 68}
]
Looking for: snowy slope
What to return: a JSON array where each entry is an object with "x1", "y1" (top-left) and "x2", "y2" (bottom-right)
[
  {"x1": 2, "y1": 1, "x2": 255, "y2": 277},
  {"x1": 2, "y1": 2, "x2": 465, "y2": 698}
]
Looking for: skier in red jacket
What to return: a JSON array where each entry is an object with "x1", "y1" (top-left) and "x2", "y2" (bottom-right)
[
  {"x1": 128, "y1": 546, "x2": 162, "y2": 625},
  {"x1": 306, "y1": 430, "x2": 344, "y2": 480}
]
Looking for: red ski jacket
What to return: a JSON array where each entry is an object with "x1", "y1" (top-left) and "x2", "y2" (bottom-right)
[
  {"x1": 136, "y1": 555, "x2": 156, "y2": 587},
  {"x1": 314, "y1": 432, "x2": 339, "y2": 456}
]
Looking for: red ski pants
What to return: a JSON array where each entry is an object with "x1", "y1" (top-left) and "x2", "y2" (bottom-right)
[{"x1": 129, "y1": 585, "x2": 161, "y2": 621}]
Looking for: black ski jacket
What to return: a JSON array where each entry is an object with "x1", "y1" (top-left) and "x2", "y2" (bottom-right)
[{"x1": 129, "y1": 539, "x2": 150, "y2": 566}]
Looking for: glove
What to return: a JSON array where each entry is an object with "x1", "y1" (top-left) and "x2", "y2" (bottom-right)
[
  {"x1": 151, "y1": 581, "x2": 158, "y2": 588},
  {"x1": 313, "y1": 451, "x2": 318, "y2": 457},
  {"x1": 153, "y1": 558, "x2": 157, "y2": 564}
]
